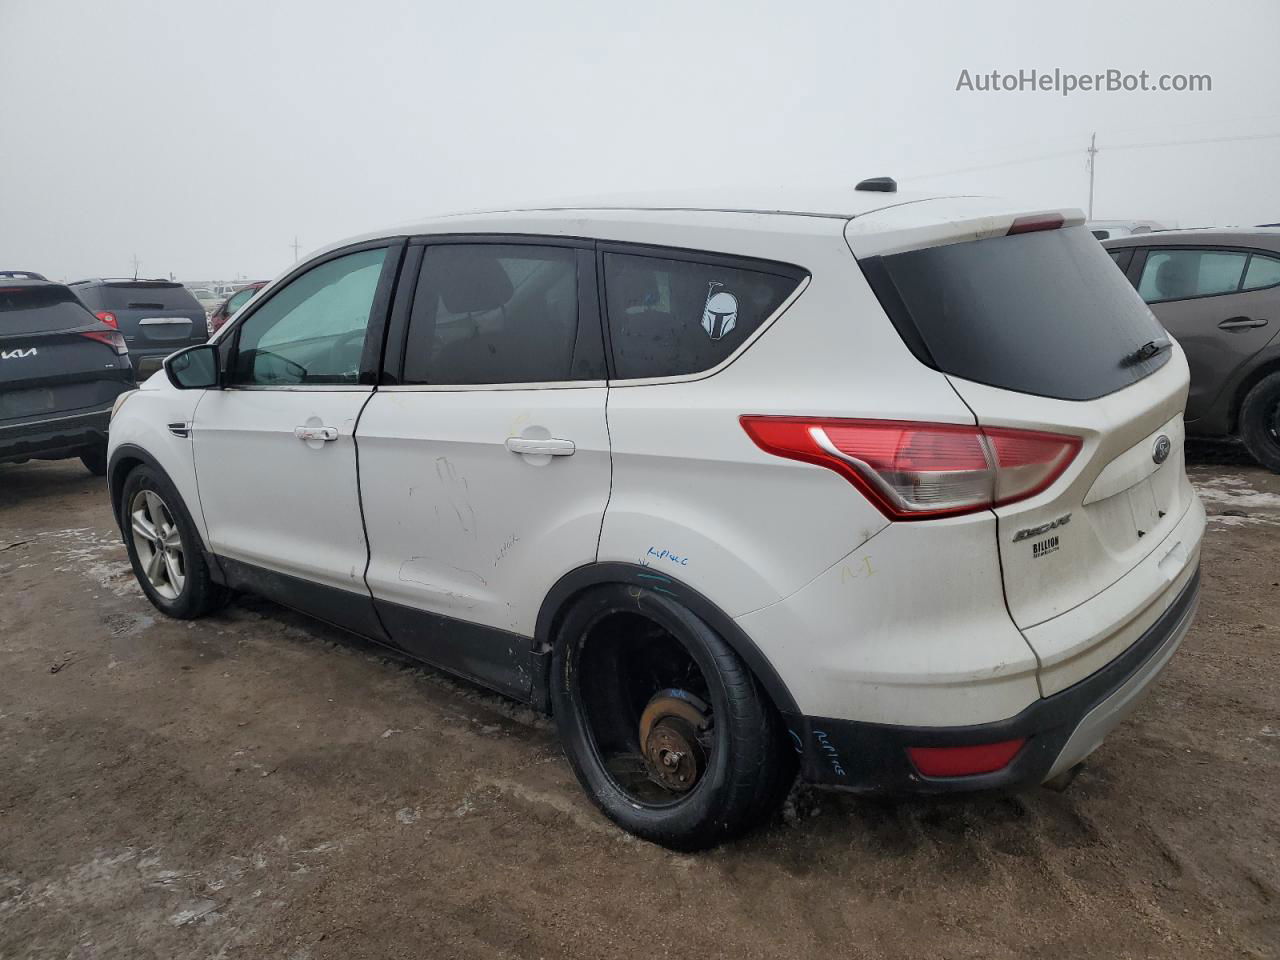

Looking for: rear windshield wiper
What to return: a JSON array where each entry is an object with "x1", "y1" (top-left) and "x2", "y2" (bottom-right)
[{"x1": 1122, "y1": 337, "x2": 1170, "y2": 367}]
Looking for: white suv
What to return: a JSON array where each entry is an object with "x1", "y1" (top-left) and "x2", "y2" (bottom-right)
[{"x1": 107, "y1": 185, "x2": 1205, "y2": 849}]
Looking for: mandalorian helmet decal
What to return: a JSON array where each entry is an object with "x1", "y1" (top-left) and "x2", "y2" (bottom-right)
[{"x1": 701, "y1": 281, "x2": 738, "y2": 340}]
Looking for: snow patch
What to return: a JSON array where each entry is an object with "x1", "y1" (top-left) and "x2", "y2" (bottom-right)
[{"x1": 46, "y1": 528, "x2": 139, "y2": 598}]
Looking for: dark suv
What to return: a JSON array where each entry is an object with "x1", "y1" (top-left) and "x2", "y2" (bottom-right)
[
  {"x1": 1104, "y1": 228, "x2": 1280, "y2": 472},
  {"x1": 1, "y1": 280, "x2": 136, "y2": 474},
  {"x1": 69, "y1": 279, "x2": 208, "y2": 378}
]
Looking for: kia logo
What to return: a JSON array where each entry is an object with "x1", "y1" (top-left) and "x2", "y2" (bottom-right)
[
  {"x1": 0, "y1": 348, "x2": 37, "y2": 360},
  {"x1": 1152, "y1": 435, "x2": 1172, "y2": 465}
]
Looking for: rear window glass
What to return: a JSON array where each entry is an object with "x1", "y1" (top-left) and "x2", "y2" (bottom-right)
[
  {"x1": 0, "y1": 284, "x2": 96, "y2": 334},
  {"x1": 98, "y1": 282, "x2": 202, "y2": 312},
  {"x1": 602, "y1": 252, "x2": 804, "y2": 379},
  {"x1": 862, "y1": 225, "x2": 1169, "y2": 402}
]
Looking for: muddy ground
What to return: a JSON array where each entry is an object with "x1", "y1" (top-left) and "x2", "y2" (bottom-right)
[{"x1": 1, "y1": 443, "x2": 1277, "y2": 959}]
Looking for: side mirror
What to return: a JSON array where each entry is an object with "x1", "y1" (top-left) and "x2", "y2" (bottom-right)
[{"x1": 165, "y1": 343, "x2": 221, "y2": 390}]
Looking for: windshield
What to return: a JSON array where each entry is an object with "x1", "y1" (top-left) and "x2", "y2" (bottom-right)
[{"x1": 860, "y1": 225, "x2": 1170, "y2": 401}]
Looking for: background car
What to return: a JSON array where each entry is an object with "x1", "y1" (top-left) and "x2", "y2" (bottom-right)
[
  {"x1": 68, "y1": 278, "x2": 209, "y2": 379},
  {"x1": 1104, "y1": 228, "x2": 1280, "y2": 471},
  {"x1": 0, "y1": 270, "x2": 48, "y2": 280},
  {"x1": 1, "y1": 278, "x2": 135, "y2": 474},
  {"x1": 186, "y1": 286, "x2": 224, "y2": 316},
  {"x1": 1087, "y1": 219, "x2": 1168, "y2": 241},
  {"x1": 207, "y1": 280, "x2": 267, "y2": 335}
]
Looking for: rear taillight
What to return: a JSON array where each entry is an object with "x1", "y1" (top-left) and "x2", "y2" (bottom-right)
[
  {"x1": 95, "y1": 311, "x2": 118, "y2": 328},
  {"x1": 739, "y1": 417, "x2": 1081, "y2": 520},
  {"x1": 81, "y1": 329, "x2": 129, "y2": 355}
]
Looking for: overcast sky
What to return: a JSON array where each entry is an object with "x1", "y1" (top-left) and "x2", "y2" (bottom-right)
[{"x1": 3, "y1": 0, "x2": 1278, "y2": 283}]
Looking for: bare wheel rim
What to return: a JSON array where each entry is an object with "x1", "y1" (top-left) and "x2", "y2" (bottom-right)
[{"x1": 129, "y1": 489, "x2": 186, "y2": 601}]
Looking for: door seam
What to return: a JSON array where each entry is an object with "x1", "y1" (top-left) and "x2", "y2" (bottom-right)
[
  {"x1": 595, "y1": 383, "x2": 614, "y2": 562},
  {"x1": 352, "y1": 387, "x2": 392, "y2": 643}
]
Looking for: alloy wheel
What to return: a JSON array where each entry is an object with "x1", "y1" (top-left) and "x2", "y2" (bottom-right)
[{"x1": 129, "y1": 489, "x2": 186, "y2": 601}]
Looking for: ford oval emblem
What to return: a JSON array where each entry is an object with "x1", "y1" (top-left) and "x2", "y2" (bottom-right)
[{"x1": 1152, "y1": 435, "x2": 1172, "y2": 465}]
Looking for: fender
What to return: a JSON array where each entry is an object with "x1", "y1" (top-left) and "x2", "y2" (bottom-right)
[
  {"x1": 532, "y1": 561, "x2": 800, "y2": 717},
  {"x1": 107, "y1": 442, "x2": 167, "y2": 531}
]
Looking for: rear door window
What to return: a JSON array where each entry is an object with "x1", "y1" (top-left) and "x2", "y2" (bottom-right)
[
  {"x1": 601, "y1": 251, "x2": 804, "y2": 379},
  {"x1": 402, "y1": 243, "x2": 599, "y2": 385},
  {"x1": 1136, "y1": 249, "x2": 1249, "y2": 303},
  {"x1": 861, "y1": 225, "x2": 1169, "y2": 402},
  {"x1": 1243, "y1": 253, "x2": 1280, "y2": 291}
]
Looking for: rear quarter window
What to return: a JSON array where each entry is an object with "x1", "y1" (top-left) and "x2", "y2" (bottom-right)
[
  {"x1": 602, "y1": 251, "x2": 805, "y2": 379},
  {"x1": 1243, "y1": 253, "x2": 1280, "y2": 291}
]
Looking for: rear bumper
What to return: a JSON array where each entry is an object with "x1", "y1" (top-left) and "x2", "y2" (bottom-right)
[
  {"x1": 0, "y1": 404, "x2": 114, "y2": 463},
  {"x1": 786, "y1": 566, "x2": 1201, "y2": 792}
]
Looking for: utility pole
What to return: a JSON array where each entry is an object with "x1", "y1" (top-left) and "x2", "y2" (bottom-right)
[
  {"x1": 291, "y1": 236, "x2": 301, "y2": 262},
  {"x1": 1086, "y1": 132, "x2": 1098, "y2": 220},
  {"x1": 131, "y1": 253, "x2": 141, "y2": 279}
]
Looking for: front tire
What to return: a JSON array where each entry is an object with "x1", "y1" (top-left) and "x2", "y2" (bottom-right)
[
  {"x1": 120, "y1": 465, "x2": 226, "y2": 618},
  {"x1": 551, "y1": 584, "x2": 792, "y2": 850},
  {"x1": 1239, "y1": 371, "x2": 1280, "y2": 473}
]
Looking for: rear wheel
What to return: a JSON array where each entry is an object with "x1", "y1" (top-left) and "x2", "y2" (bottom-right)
[
  {"x1": 551, "y1": 585, "x2": 793, "y2": 850},
  {"x1": 80, "y1": 444, "x2": 108, "y2": 476},
  {"x1": 120, "y1": 465, "x2": 226, "y2": 618},
  {"x1": 1239, "y1": 372, "x2": 1280, "y2": 473}
]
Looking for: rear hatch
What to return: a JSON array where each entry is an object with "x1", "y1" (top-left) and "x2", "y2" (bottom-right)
[
  {"x1": 92, "y1": 281, "x2": 209, "y2": 350},
  {"x1": 0, "y1": 283, "x2": 134, "y2": 421},
  {"x1": 850, "y1": 207, "x2": 1198, "y2": 690}
]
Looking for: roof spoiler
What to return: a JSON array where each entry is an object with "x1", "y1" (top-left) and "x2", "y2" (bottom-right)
[{"x1": 846, "y1": 198, "x2": 1085, "y2": 259}]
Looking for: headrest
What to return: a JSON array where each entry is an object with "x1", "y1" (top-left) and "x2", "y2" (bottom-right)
[
  {"x1": 609, "y1": 263, "x2": 661, "y2": 309},
  {"x1": 428, "y1": 248, "x2": 514, "y2": 314},
  {"x1": 1155, "y1": 257, "x2": 1193, "y2": 299}
]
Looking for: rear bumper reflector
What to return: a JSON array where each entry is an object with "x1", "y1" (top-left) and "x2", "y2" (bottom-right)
[{"x1": 907, "y1": 739, "x2": 1026, "y2": 777}]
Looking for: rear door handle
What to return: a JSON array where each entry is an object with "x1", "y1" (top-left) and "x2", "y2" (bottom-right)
[
  {"x1": 1218, "y1": 316, "x2": 1268, "y2": 330},
  {"x1": 294, "y1": 426, "x2": 338, "y2": 442},
  {"x1": 505, "y1": 437, "x2": 575, "y2": 456}
]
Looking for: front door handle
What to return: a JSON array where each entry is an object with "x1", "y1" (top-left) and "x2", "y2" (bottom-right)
[
  {"x1": 294, "y1": 426, "x2": 338, "y2": 442},
  {"x1": 1218, "y1": 316, "x2": 1268, "y2": 330},
  {"x1": 505, "y1": 437, "x2": 575, "y2": 456}
]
